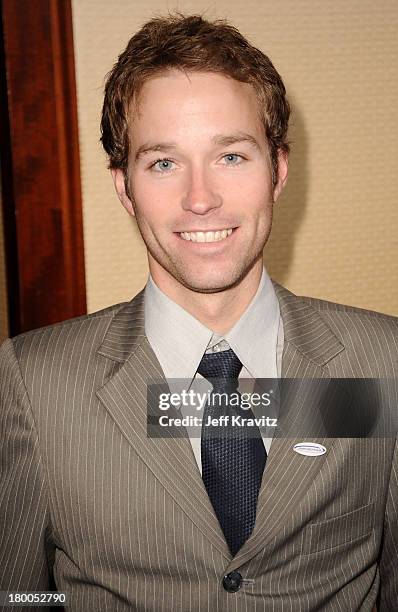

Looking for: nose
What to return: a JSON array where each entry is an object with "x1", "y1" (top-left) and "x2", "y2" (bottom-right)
[{"x1": 181, "y1": 165, "x2": 222, "y2": 215}]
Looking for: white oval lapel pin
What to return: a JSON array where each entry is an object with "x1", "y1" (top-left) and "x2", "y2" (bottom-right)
[{"x1": 293, "y1": 442, "x2": 327, "y2": 457}]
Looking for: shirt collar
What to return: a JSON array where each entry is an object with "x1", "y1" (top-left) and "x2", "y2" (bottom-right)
[
  {"x1": 144, "y1": 278, "x2": 212, "y2": 382},
  {"x1": 221, "y1": 268, "x2": 280, "y2": 378},
  {"x1": 144, "y1": 267, "x2": 280, "y2": 383}
]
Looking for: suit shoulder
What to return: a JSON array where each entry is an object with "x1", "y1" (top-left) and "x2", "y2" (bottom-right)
[
  {"x1": 6, "y1": 302, "x2": 127, "y2": 362},
  {"x1": 301, "y1": 294, "x2": 398, "y2": 349},
  {"x1": 303, "y1": 294, "x2": 397, "y2": 326},
  {"x1": 296, "y1": 294, "x2": 398, "y2": 375}
]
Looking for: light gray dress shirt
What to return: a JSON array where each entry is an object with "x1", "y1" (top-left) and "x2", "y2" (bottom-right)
[{"x1": 144, "y1": 267, "x2": 283, "y2": 473}]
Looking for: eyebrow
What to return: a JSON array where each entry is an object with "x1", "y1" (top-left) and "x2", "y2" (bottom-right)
[{"x1": 134, "y1": 131, "x2": 261, "y2": 161}]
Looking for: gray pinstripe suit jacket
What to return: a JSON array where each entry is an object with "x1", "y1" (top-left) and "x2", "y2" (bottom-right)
[{"x1": 0, "y1": 283, "x2": 397, "y2": 611}]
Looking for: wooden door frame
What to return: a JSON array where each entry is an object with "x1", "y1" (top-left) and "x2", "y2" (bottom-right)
[{"x1": 0, "y1": 0, "x2": 86, "y2": 336}]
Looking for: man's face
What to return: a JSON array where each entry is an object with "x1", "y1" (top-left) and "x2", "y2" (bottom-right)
[{"x1": 112, "y1": 70, "x2": 288, "y2": 295}]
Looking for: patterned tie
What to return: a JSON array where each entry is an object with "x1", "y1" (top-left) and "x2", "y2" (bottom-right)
[{"x1": 198, "y1": 349, "x2": 267, "y2": 556}]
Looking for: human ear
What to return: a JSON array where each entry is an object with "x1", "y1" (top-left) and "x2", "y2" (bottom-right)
[
  {"x1": 272, "y1": 150, "x2": 289, "y2": 202},
  {"x1": 110, "y1": 168, "x2": 135, "y2": 217}
]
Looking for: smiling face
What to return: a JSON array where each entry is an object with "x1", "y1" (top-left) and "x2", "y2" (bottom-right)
[{"x1": 112, "y1": 70, "x2": 288, "y2": 298}]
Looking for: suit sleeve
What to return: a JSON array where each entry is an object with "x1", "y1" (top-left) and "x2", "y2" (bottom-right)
[
  {"x1": 0, "y1": 338, "x2": 55, "y2": 606},
  {"x1": 378, "y1": 436, "x2": 398, "y2": 611}
]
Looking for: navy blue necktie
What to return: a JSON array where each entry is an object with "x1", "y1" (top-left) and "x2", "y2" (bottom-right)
[{"x1": 198, "y1": 349, "x2": 267, "y2": 556}]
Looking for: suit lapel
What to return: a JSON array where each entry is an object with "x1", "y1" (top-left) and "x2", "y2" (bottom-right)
[
  {"x1": 96, "y1": 291, "x2": 230, "y2": 560},
  {"x1": 228, "y1": 283, "x2": 346, "y2": 570},
  {"x1": 96, "y1": 283, "x2": 346, "y2": 566}
]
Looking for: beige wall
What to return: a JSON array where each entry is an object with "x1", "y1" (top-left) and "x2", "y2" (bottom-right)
[
  {"x1": 0, "y1": 186, "x2": 9, "y2": 340},
  {"x1": 72, "y1": 0, "x2": 398, "y2": 316}
]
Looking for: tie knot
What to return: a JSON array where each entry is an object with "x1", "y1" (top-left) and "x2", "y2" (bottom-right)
[{"x1": 197, "y1": 348, "x2": 242, "y2": 389}]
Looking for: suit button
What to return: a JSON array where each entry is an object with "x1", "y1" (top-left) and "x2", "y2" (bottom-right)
[{"x1": 222, "y1": 571, "x2": 242, "y2": 593}]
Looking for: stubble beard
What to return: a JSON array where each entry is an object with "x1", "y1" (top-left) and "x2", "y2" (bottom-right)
[
  {"x1": 144, "y1": 231, "x2": 269, "y2": 295},
  {"x1": 134, "y1": 204, "x2": 273, "y2": 295}
]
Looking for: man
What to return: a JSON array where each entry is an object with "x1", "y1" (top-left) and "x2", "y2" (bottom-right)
[{"x1": 0, "y1": 13, "x2": 397, "y2": 612}]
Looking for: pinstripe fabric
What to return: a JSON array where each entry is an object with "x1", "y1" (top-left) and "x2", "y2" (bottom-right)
[{"x1": 0, "y1": 284, "x2": 397, "y2": 611}]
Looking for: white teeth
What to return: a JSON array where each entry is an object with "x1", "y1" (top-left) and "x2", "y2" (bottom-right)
[{"x1": 180, "y1": 228, "x2": 234, "y2": 242}]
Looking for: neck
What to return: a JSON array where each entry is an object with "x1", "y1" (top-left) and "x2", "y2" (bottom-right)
[{"x1": 150, "y1": 261, "x2": 263, "y2": 335}]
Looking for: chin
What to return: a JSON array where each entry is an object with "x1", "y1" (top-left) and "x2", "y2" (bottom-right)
[{"x1": 174, "y1": 265, "x2": 250, "y2": 294}]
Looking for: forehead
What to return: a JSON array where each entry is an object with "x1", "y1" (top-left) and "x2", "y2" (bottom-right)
[{"x1": 130, "y1": 70, "x2": 263, "y2": 134}]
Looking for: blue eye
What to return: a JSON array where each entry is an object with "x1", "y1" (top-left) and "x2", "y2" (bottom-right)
[
  {"x1": 223, "y1": 154, "x2": 243, "y2": 165},
  {"x1": 151, "y1": 159, "x2": 175, "y2": 172}
]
